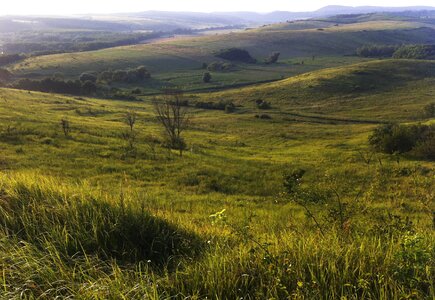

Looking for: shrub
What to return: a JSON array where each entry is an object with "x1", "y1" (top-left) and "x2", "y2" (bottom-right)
[
  {"x1": 215, "y1": 48, "x2": 256, "y2": 63},
  {"x1": 203, "y1": 72, "x2": 212, "y2": 83},
  {"x1": 369, "y1": 123, "x2": 434, "y2": 158},
  {"x1": 224, "y1": 103, "x2": 236, "y2": 113},
  {"x1": 256, "y1": 99, "x2": 271, "y2": 109},
  {"x1": 283, "y1": 168, "x2": 306, "y2": 194},
  {"x1": 131, "y1": 88, "x2": 142, "y2": 94},
  {"x1": 393, "y1": 233, "x2": 432, "y2": 292},
  {"x1": 255, "y1": 114, "x2": 272, "y2": 119},
  {"x1": 412, "y1": 129, "x2": 435, "y2": 160}
]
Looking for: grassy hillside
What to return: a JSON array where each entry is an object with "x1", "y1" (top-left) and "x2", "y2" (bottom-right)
[
  {"x1": 7, "y1": 20, "x2": 435, "y2": 92},
  {"x1": 201, "y1": 59, "x2": 435, "y2": 121},
  {"x1": 0, "y1": 58, "x2": 434, "y2": 298}
]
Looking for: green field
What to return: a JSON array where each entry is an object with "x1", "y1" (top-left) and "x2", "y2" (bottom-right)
[{"x1": 0, "y1": 58, "x2": 434, "y2": 298}]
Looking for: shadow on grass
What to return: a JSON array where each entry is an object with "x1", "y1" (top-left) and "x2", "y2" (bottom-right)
[{"x1": 0, "y1": 178, "x2": 203, "y2": 269}]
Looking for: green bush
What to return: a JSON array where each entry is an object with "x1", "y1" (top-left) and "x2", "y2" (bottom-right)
[
  {"x1": 369, "y1": 123, "x2": 434, "y2": 159},
  {"x1": 202, "y1": 72, "x2": 212, "y2": 83},
  {"x1": 256, "y1": 100, "x2": 271, "y2": 109},
  {"x1": 264, "y1": 52, "x2": 280, "y2": 64},
  {"x1": 215, "y1": 48, "x2": 256, "y2": 63}
]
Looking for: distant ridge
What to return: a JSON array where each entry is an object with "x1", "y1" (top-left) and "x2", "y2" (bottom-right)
[
  {"x1": 122, "y1": 6, "x2": 435, "y2": 26},
  {"x1": 1, "y1": 5, "x2": 434, "y2": 33}
]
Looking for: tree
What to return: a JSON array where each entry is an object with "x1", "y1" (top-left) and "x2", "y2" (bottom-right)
[
  {"x1": 135, "y1": 66, "x2": 151, "y2": 80},
  {"x1": 79, "y1": 73, "x2": 97, "y2": 83},
  {"x1": 154, "y1": 90, "x2": 190, "y2": 157},
  {"x1": 265, "y1": 52, "x2": 280, "y2": 64},
  {"x1": 121, "y1": 111, "x2": 138, "y2": 157},
  {"x1": 125, "y1": 111, "x2": 137, "y2": 132},
  {"x1": 60, "y1": 119, "x2": 71, "y2": 137},
  {"x1": 202, "y1": 72, "x2": 212, "y2": 83},
  {"x1": 81, "y1": 80, "x2": 97, "y2": 95},
  {"x1": 112, "y1": 70, "x2": 128, "y2": 82}
]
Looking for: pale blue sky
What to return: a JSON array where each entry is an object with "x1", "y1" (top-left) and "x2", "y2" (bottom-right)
[{"x1": 2, "y1": 0, "x2": 434, "y2": 15}]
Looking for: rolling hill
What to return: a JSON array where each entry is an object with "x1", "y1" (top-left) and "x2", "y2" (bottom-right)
[
  {"x1": 7, "y1": 18, "x2": 435, "y2": 86},
  {"x1": 0, "y1": 55, "x2": 434, "y2": 298}
]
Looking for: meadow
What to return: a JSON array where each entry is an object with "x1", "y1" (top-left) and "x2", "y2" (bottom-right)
[{"x1": 0, "y1": 57, "x2": 434, "y2": 299}]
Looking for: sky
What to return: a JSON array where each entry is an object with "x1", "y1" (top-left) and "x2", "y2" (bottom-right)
[{"x1": 1, "y1": 0, "x2": 434, "y2": 15}]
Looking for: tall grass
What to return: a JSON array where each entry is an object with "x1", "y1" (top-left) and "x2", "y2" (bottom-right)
[{"x1": 1, "y1": 172, "x2": 433, "y2": 299}]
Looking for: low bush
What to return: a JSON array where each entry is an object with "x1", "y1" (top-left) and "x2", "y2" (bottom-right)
[
  {"x1": 256, "y1": 99, "x2": 271, "y2": 109},
  {"x1": 255, "y1": 114, "x2": 272, "y2": 119},
  {"x1": 369, "y1": 123, "x2": 434, "y2": 159}
]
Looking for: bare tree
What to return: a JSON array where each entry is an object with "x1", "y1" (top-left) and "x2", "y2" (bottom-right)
[
  {"x1": 154, "y1": 89, "x2": 190, "y2": 157},
  {"x1": 60, "y1": 119, "x2": 71, "y2": 137},
  {"x1": 121, "y1": 110, "x2": 138, "y2": 157},
  {"x1": 125, "y1": 110, "x2": 137, "y2": 132}
]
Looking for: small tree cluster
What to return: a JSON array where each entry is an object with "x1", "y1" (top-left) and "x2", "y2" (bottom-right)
[
  {"x1": 206, "y1": 61, "x2": 234, "y2": 72},
  {"x1": 195, "y1": 100, "x2": 235, "y2": 111},
  {"x1": 356, "y1": 44, "x2": 398, "y2": 57},
  {"x1": 98, "y1": 66, "x2": 151, "y2": 84},
  {"x1": 393, "y1": 44, "x2": 435, "y2": 59},
  {"x1": 14, "y1": 77, "x2": 96, "y2": 95}
]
